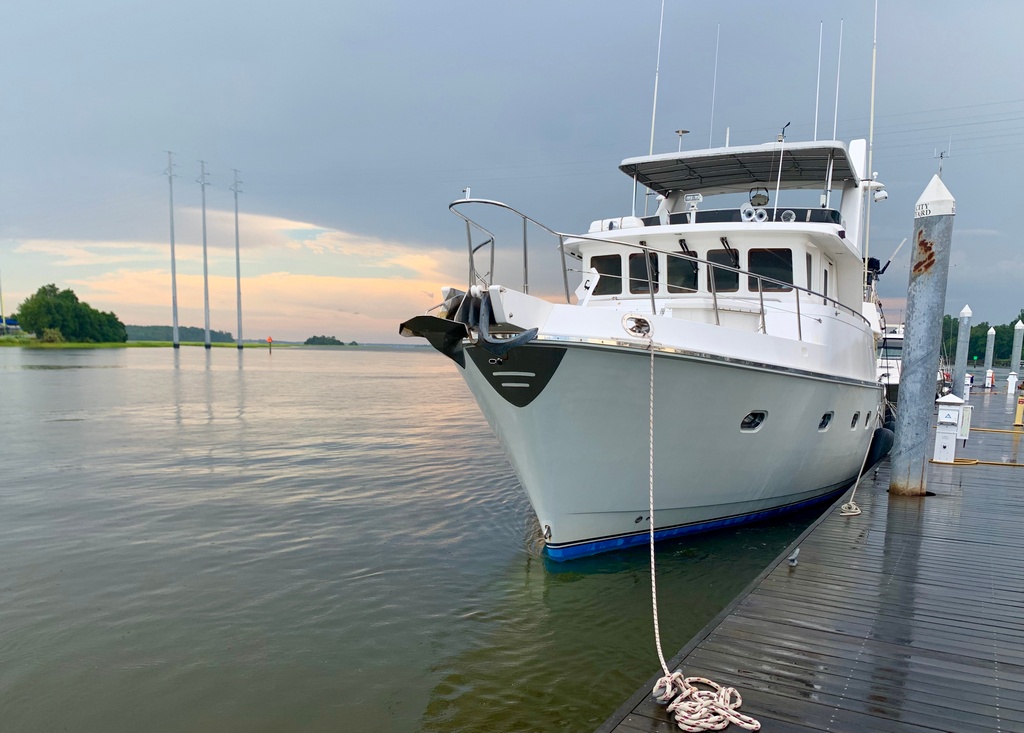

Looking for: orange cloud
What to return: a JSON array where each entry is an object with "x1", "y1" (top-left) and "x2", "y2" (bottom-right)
[{"x1": 69, "y1": 269, "x2": 450, "y2": 343}]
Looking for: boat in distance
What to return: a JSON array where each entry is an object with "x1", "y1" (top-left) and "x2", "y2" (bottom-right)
[
  {"x1": 401, "y1": 138, "x2": 891, "y2": 560},
  {"x1": 876, "y1": 323, "x2": 952, "y2": 404}
]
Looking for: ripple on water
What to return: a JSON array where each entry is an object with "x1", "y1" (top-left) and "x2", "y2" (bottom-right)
[{"x1": 0, "y1": 348, "x2": 820, "y2": 732}]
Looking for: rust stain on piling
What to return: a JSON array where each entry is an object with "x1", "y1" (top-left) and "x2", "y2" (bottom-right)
[{"x1": 912, "y1": 230, "x2": 936, "y2": 274}]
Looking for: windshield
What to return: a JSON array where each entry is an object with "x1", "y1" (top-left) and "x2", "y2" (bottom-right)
[{"x1": 877, "y1": 339, "x2": 903, "y2": 360}]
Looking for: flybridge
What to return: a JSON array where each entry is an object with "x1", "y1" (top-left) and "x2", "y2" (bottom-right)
[{"x1": 619, "y1": 140, "x2": 864, "y2": 196}]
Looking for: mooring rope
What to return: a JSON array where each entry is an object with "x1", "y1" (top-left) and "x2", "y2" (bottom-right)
[
  {"x1": 647, "y1": 338, "x2": 760, "y2": 732},
  {"x1": 840, "y1": 412, "x2": 881, "y2": 517}
]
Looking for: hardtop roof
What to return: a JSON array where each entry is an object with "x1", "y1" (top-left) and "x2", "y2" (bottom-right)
[{"x1": 619, "y1": 140, "x2": 861, "y2": 196}]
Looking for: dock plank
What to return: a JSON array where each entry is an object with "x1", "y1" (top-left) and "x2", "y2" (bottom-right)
[{"x1": 599, "y1": 392, "x2": 1024, "y2": 732}]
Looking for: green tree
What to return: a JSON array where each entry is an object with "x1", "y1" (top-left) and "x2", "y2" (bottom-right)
[
  {"x1": 304, "y1": 335, "x2": 343, "y2": 345},
  {"x1": 17, "y1": 284, "x2": 127, "y2": 342}
]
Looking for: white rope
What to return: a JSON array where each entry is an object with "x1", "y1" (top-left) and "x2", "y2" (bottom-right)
[
  {"x1": 648, "y1": 341, "x2": 670, "y2": 676},
  {"x1": 840, "y1": 411, "x2": 884, "y2": 517},
  {"x1": 655, "y1": 676, "x2": 762, "y2": 732},
  {"x1": 647, "y1": 339, "x2": 760, "y2": 731}
]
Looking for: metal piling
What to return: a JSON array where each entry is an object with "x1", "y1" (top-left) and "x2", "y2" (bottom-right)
[{"x1": 889, "y1": 175, "x2": 956, "y2": 496}]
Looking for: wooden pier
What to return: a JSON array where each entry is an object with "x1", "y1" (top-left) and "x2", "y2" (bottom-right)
[{"x1": 599, "y1": 390, "x2": 1024, "y2": 732}]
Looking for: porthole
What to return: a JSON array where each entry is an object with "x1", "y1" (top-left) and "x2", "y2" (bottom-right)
[
  {"x1": 818, "y1": 412, "x2": 834, "y2": 431},
  {"x1": 850, "y1": 412, "x2": 861, "y2": 429},
  {"x1": 740, "y1": 411, "x2": 767, "y2": 432},
  {"x1": 865, "y1": 411, "x2": 873, "y2": 428}
]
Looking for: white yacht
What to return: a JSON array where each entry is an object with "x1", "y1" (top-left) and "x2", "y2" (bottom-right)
[
  {"x1": 402, "y1": 139, "x2": 889, "y2": 560},
  {"x1": 876, "y1": 323, "x2": 951, "y2": 403}
]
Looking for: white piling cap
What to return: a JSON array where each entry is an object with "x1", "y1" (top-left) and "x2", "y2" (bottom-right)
[
  {"x1": 915, "y1": 174, "x2": 956, "y2": 217},
  {"x1": 989, "y1": 327, "x2": 996, "y2": 334},
  {"x1": 960, "y1": 305, "x2": 972, "y2": 318},
  {"x1": 1017, "y1": 320, "x2": 1024, "y2": 331}
]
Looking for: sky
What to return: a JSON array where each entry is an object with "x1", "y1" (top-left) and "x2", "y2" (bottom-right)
[{"x1": 1, "y1": 1, "x2": 1022, "y2": 343}]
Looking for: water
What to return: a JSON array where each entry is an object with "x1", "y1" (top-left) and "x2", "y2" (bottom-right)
[{"x1": 0, "y1": 346, "x2": 821, "y2": 732}]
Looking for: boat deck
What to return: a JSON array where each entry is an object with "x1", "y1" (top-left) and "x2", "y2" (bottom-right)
[{"x1": 598, "y1": 388, "x2": 1024, "y2": 732}]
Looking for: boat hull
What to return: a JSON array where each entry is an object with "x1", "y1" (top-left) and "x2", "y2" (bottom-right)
[{"x1": 461, "y1": 340, "x2": 882, "y2": 559}]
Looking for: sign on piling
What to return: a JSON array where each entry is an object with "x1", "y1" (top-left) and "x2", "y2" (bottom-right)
[{"x1": 890, "y1": 175, "x2": 956, "y2": 497}]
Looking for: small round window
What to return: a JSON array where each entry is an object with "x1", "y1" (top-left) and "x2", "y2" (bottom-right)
[
  {"x1": 818, "y1": 412, "x2": 834, "y2": 431},
  {"x1": 850, "y1": 411, "x2": 861, "y2": 429},
  {"x1": 864, "y1": 411, "x2": 873, "y2": 428},
  {"x1": 740, "y1": 411, "x2": 767, "y2": 432}
]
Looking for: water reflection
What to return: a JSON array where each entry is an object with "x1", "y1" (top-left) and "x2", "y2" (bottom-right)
[{"x1": 421, "y1": 511, "x2": 823, "y2": 732}]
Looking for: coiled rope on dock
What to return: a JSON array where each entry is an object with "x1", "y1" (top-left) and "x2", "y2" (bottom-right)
[
  {"x1": 646, "y1": 338, "x2": 760, "y2": 732},
  {"x1": 654, "y1": 675, "x2": 761, "y2": 732}
]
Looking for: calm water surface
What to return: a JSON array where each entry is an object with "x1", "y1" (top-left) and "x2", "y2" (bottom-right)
[{"x1": 0, "y1": 347, "x2": 821, "y2": 732}]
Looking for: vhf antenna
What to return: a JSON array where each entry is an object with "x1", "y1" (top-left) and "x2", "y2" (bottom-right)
[{"x1": 934, "y1": 136, "x2": 953, "y2": 178}]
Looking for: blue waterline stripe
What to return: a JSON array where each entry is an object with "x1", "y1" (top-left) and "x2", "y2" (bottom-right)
[{"x1": 544, "y1": 483, "x2": 852, "y2": 561}]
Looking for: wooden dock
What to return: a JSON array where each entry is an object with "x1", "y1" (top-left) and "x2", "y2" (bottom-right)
[{"x1": 598, "y1": 389, "x2": 1024, "y2": 732}]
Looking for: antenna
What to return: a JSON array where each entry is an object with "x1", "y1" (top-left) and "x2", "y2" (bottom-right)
[
  {"x1": 648, "y1": 0, "x2": 666, "y2": 157},
  {"x1": 197, "y1": 160, "x2": 212, "y2": 349},
  {"x1": 164, "y1": 151, "x2": 180, "y2": 348},
  {"x1": 772, "y1": 122, "x2": 790, "y2": 219},
  {"x1": 709, "y1": 23, "x2": 720, "y2": 148},
  {"x1": 231, "y1": 169, "x2": 244, "y2": 350},
  {"x1": 675, "y1": 129, "x2": 689, "y2": 152},
  {"x1": 863, "y1": 0, "x2": 879, "y2": 296},
  {"x1": 645, "y1": 0, "x2": 666, "y2": 216},
  {"x1": 934, "y1": 136, "x2": 953, "y2": 177},
  {"x1": 833, "y1": 18, "x2": 844, "y2": 140},
  {"x1": 879, "y1": 238, "x2": 908, "y2": 275},
  {"x1": 813, "y1": 21, "x2": 822, "y2": 141}
]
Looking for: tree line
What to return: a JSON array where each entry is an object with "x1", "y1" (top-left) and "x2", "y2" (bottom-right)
[
  {"x1": 126, "y1": 325, "x2": 234, "y2": 342},
  {"x1": 940, "y1": 310, "x2": 1024, "y2": 365},
  {"x1": 16, "y1": 285, "x2": 126, "y2": 343}
]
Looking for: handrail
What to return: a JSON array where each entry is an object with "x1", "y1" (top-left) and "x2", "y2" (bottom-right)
[
  {"x1": 450, "y1": 199, "x2": 566, "y2": 296},
  {"x1": 448, "y1": 198, "x2": 870, "y2": 335}
]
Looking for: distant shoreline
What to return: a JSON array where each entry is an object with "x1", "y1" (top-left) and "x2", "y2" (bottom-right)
[{"x1": 0, "y1": 340, "x2": 428, "y2": 350}]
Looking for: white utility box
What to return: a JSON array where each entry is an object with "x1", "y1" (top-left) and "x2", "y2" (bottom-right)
[{"x1": 934, "y1": 393, "x2": 965, "y2": 463}]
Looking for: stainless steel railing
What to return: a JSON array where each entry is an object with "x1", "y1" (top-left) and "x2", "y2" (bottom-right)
[{"x1": 448, "y1": 198, "x2": 869, "y2": 341}]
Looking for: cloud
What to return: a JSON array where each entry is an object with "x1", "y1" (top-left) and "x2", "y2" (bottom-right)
[
  {"x1": 27, "y1": 209, "x2": 472, "y2": 343},
  {"x1": 69, "y1": 268, "x2": 446, "y2": 343},
  {"x1": 15, "y1": 239, "x2": 166, "y2": 267}
]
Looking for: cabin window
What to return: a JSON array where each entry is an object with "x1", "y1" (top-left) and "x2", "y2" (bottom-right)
[
  {"x1": 667, "y1": 252, "x2": 698, "y2": 293},
  {"x1": 707, "y1": 250, "x2": 739, "y2": 292},
  {"x1": 591, "y1": 255, "x2": 622, "y2": 296},
  {"x1": 629, "y1": 252, "x2": 659, "y2": 294},
  {"x1": 740, "y1": 411, "x2": 767, "y2": 432},
  {"x1": 747, "y1": 249, "x2": 793, "y2": 292},
  {"x1": 877, "y1": 340, "x2": 903, "y2": 359},
  {"x1": 865, "y1": 411, "x2": 873, "y2": 428},
  {"x1": 851, "y1": 412, "x2": 861, "y2": 429},
  {"x1": 818, "y1": 411, "x2": 834, "y2": 431},
  {"x1": 806, "y1": 253, "x2": 813, "y2": 290}
]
